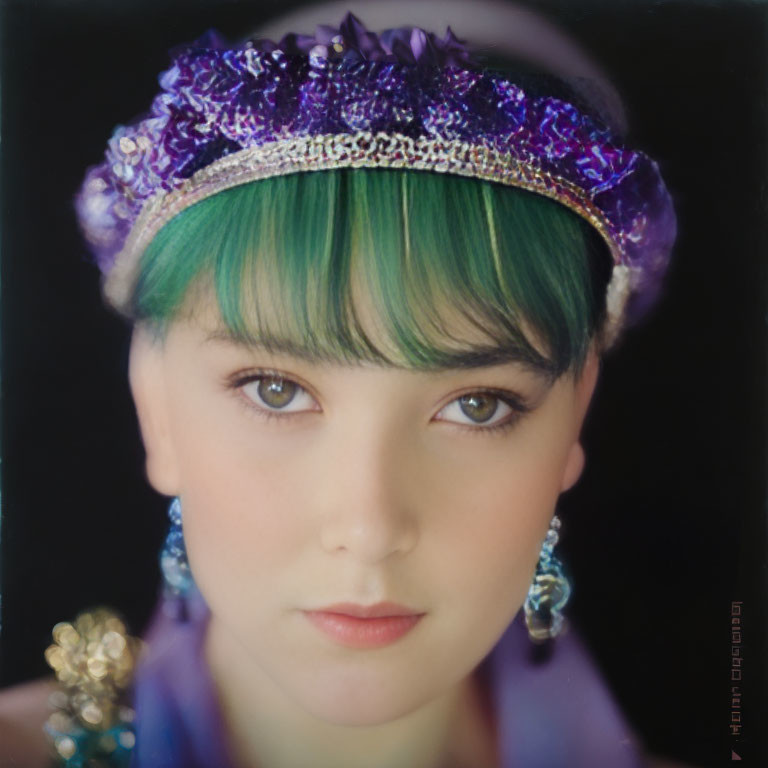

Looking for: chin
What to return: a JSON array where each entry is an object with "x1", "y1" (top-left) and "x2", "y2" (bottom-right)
[
  {"x1": 304, "y1": 697, "x2": 423, "y2": 728},
  {"x1": 291, "y1": 669, "x2": 433, "y2": 727}
]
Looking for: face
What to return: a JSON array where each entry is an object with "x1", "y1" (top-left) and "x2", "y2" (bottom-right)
[{"x1": 129, "y1": 296, "x2": 598, "y2": 728}]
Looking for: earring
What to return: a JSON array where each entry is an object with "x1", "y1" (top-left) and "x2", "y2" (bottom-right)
[
  {"x1": 524, "y1": 514, "x2": 571, "y2": 643},
  {"x1": 160, "y1": 497, "x2": 194, "y2": 600}
]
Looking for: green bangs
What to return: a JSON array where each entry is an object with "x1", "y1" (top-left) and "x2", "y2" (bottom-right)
[{"x1": 132, "y1": 168, "x2": 611, "y2": 376}]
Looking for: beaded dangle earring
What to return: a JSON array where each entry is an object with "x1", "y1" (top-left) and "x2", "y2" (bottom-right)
[
  {"x1": 159, "y1": 497, "x2": 194, "y2": 618},
  {"x1": 523, "y1": 514, "x2": 571, "y2": 643}
]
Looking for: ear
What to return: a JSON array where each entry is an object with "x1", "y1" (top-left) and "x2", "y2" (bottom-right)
[
  {"x1": 128, "y1": 325, "x2": 181, "y2": 496},
  {"x1": 560, "y1": 346, "x2": 600, "y2": 492}
]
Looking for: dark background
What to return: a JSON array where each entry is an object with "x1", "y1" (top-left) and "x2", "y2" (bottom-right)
[{"x1": 1, "y1": 0, "x2": 766, "y2": 766}]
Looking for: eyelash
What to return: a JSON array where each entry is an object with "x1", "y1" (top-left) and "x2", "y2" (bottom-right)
[
  {"x1": 226, "y1": 368, "x2": 530, "y2": 436},
  {"x1": 443, "y1": 388, "x2": 529, "y2": 435}
]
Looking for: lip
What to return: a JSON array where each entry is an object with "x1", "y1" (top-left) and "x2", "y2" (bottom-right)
[{"x1": 304, "y1": 602, "x2": 425, "y2": 649}]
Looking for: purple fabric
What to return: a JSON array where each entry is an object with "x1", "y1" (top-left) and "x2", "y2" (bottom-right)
[
  {"x1": 130, "y1": 591, "x2": 236, "y2": 768},
  {"x1": 130, "y1": 587, "x2": 645, "y2": 767},
  {"x1": 491, "y1": 619, "x2": 645, "y2": 767}
]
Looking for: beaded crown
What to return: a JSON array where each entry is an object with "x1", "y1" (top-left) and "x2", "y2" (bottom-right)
[{"x1": 76, "y1": 12, "x2": 676, "y2": 344}]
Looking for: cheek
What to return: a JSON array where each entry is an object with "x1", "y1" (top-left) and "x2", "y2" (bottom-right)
[
  {"x1": 421, "y1": 422, "x2": 573, "y2": 626},
  {"x1": 164, "y1": 393, "x2": 312, "y2": 621},
  {"x1": 432, "y1": 467, "x2": 557, "y2": 614}
]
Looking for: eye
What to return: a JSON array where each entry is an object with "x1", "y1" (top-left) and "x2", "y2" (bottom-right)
[
  {"x1": 435, "y1": 390, "x2": 526, "y2": 432},
  {"x1": 237, "y1": 372, "x2": 318, "y2": 416}
]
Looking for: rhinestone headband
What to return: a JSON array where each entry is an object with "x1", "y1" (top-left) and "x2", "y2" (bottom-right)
[{"x1": 76, "y1": 12, "x2": 676, "y2": 343}]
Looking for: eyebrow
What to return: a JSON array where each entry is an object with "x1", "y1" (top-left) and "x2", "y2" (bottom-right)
[{"x1": 203, "y1": 330, "x2": 557, "y2": 381}]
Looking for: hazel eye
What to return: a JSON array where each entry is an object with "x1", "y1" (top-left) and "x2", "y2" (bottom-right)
[
  {"x1": 458, "y1": 393, "x2": 502, "y2": 423},
  {"x1": 240, "y1": 375, "x2": 317, "y2": 414},
  {"x1": 436, "y1": 391, "x2": 519, "y2": 429}
]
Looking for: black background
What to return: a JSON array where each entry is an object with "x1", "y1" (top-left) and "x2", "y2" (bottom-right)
[{"x1": 1, "y1": 1, "x2": 766, "y2": 766}]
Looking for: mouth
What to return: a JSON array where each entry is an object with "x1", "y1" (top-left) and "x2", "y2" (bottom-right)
[{"x1": 303, "y1": 602, "x2": 425, "y2": 649}]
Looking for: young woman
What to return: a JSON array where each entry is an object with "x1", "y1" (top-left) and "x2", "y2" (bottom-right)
[{"x1": 0, "y1": 8, "x2": 685, "y2": 767}]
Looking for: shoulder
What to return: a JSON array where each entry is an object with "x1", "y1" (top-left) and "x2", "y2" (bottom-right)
[{"x1": 0, "y1": 677, "x2": 57, "y2": 768}]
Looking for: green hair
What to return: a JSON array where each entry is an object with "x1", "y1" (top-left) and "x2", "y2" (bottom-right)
[{"x1": 132, "y1": 168, "x2": 611, "y2": 377}]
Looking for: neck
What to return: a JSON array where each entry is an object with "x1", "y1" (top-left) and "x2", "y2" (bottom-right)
[{"x1": 204, "y1": 617, "x2": 498, "y2": 768}]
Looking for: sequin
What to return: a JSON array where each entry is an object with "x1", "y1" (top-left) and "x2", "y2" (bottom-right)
[
  {"x1": 44, "y1": 609, "x2": 140, "y2": 766},
  {"x1": 44, "y1": 609, "x2": 141, "y2": 729},
  {"x1": 56, "y1": 737, "x2": 77, "y2": 759},
  {"x1": 118, "y1": 137, "x2": 137, "y2": 155},
  {"x1": 118, "y1": 731, "x2": 136, "y2": 749},
  {"x1": 75, "y1": 12, "x2": 676, "y2": 343},
  {"x1": 81, "y1": 702, "x2": 104, "y2": 725}
]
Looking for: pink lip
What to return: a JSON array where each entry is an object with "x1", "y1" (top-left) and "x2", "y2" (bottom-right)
[{"x1": 304, "y1": 602, "x2": 424, "y2": 649}]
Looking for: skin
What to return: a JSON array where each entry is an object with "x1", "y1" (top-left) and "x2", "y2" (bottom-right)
[{"x1": 129, "y1": 294, "x2": 599, "y2": 768}]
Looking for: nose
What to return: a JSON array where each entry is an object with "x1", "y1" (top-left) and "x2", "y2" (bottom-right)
[{"x1": 316, "y1": 425, "x2": 419, "y2": 564}]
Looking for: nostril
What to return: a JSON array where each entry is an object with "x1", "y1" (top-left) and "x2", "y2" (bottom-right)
[{"x1": 318, "y1": 508, "x2": 419, "y2": 563}]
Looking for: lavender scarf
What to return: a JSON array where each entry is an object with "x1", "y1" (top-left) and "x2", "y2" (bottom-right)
[{"x1": 130, "y1": 587, "x2": 645, "y2": 767}]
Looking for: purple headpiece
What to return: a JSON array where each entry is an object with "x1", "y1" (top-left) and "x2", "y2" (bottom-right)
[{"x1": 76, "y1": 12, "x2": 676, "y2": 344}]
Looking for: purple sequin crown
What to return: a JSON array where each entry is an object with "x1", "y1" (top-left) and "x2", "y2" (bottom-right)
[{"x1": 76, "y1": 12, "x2": 676, "y2": 342}]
